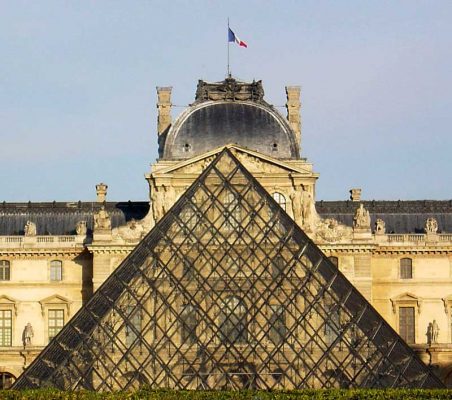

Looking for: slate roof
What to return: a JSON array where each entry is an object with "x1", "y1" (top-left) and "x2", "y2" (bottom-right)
[
  {"x1": 316, "y1": 200, "x2": 452, "y2": 234},
  {"x1": 0, "y1": 201, "x2": 149, "y2": 236},
  {"x1": 1, "y1": 199, "x2": 452, "y2": 236}
]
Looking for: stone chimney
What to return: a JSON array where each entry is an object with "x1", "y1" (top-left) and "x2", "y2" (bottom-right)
[
  {"x1": 350, "y1": 188, "x2": 362, "y2": 202},
  {"x1": 156, "y1": 87, "x2": 172, "y2": 136},
  {"x1": 96, "y1": 182, "x2": 108, "y2": 203},
  {"x1": 285, "y1": 86, "x2": 302, "y2": 150}
]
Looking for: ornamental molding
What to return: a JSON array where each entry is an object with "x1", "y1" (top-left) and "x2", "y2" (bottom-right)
[
  {"x1": 0, "y1": 294, "x2": 19, "y2": 315},
  {"x1": 442, "y1": 295, "x2": 452, "y2": 315},
  {"x1": 39, "y1": 294, "x2": 72, "y2": 318},
  {"x1": 390, "y1": 292, "x2": 423, "y2": 314}
]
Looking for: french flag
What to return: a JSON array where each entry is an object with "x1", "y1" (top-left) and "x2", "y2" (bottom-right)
[{"x1": 228, "y1": 27, "x2": 248, "y2": 48}]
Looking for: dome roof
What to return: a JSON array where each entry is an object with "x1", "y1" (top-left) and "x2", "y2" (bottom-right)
[{"x1": 161, "y1": 79, "x2": 300, "y2": 160}]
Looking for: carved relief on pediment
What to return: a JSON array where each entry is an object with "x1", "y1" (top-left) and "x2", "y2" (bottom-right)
[
  {"x1": 176, "y1": 156, "x2": 215, "y2": 174},
  {"x1": 235, "y1": 152, "x2": 285, "y2": 174},
  {"x1": 315, "y1": 218, "x2": 352, "y2": 243}
]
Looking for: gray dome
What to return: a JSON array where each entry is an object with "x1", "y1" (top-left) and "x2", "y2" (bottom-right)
[{"x1": 163, "y1": 101, "x2": 300, "y2": 160}]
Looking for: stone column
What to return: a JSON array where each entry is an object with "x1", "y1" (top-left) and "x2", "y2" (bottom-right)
[
  {"x1": 157, "y1": 87, "x2": 172, "y2": 136},
  {"x1": 285, "y1": 86, "x2": 302, "y2": 151}
]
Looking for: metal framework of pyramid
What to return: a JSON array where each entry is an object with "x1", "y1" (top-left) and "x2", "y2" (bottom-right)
[{"x1": 13, "y1": 149, "x2": 443, "y2": 390}]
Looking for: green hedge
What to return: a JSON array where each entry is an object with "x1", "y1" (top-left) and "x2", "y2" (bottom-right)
[{"x1": 0, "y1": 389, "x2": 451, "y2": 400}]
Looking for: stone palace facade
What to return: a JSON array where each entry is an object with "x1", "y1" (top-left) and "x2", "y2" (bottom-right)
[{"x1": 0, "y1": 78, "x2": 451, "y2": 388}]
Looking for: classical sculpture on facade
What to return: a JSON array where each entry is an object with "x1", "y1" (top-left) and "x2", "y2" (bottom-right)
[
  {"x1": 353, "y1": 204, "x2": 371, "y2": 230},
  {"x1": 75, "y1": 221, "x2": 87, "y2": 236},
  {"x1": 24, "y1": 221, "x2": 37, "y2": 237},
  {"x1": 22, "y1": 323, "x2": 34, "y2": 347},
  {"x1": 93, "y1": 206, "x2": 111, "y2": 230},
  {"x1": 112, "y1": 219, "x2": 146, "y2": 241},
  {"x1": 425, "y1": 218, "x2": 438, "y2": 234},
  {"x1": 432, "y1": 319, "x2": 439, "y2": 344},
  {"x1": 290, "y1": 185, "x2": 304, "y2": 227},
  {"x1": 375, "y1": 218, "x2": 386, "y2": 234},
  {"x1": 151, "y1": 185, "x2": 166, "y2": 222}
]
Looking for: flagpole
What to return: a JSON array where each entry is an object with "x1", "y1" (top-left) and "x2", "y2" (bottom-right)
[{"x1": 227, "y1": 18, "x2": 230, "y2": 77}]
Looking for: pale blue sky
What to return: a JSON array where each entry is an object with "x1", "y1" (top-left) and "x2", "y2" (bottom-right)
[{"x1": 1, "y1": 1, "x2": 451, "y2": 202}]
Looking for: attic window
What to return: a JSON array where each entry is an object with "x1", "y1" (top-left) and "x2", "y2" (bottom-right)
[
  {"x1": 183, "y1": 143, "x2": 191, "y2": 152},
  {"x1": 272, "y1": 143, "x2": 278, "y2": 151}
]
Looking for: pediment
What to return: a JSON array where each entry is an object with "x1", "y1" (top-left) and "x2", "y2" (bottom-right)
[
  {"x1": 39, "y1": 294, "x2": 72, "y2": 317},
  {"x1": 390, "y1": 292, "x2": 423, "y2": 313},
  {"x1": 0, "y1": 295, "x2": 19, "y2": 315},
  {"x1": 392, "y1": 292, "x2": 420, "y2": 302},
  {"x1": 154, "y1": 144, "x2": 312, "y2": 176},
  {"x1": 0, "y1": 294, "x2": 18, "y2": 305}
]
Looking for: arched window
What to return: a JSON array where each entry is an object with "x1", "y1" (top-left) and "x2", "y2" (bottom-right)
[
  {"x1": 400, "y1": 258, "x2": 412, "y2": 279},
  {"x1": 50, "y1": 260, "x2": 62, "y2": 281},
  {"x1": 224, "y1": 192, "x2": 241, "y2": 231},
  {"x1": 328, "y1": 256, "x2": 339, "y2": 268},
  {"x1": 181, "y1": 199, "x2": 198, "y2": 231},
  {"x1": 219, "y1": 296, "x2": 247, "y2": 344},
  {"x1": 272, "y1": 192, "x2": 286, "y2": 211},
  {"x1": 0, "y1": 372, "x2": 15, "y2": 389},
  {"x1": 0, "y1": 261, "x2": 10, "y2": 281}
]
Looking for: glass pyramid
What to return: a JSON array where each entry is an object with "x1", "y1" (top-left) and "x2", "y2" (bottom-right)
[{"x1": 13, "y1": 149, "x2": 443, "y2": 390}]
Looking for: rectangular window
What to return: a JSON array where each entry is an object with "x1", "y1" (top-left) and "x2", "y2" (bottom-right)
[
  {"x1": 0, "y1": 261, "x2": 10, "y2": 281},
  {"x1": 50, "y1": 260, "x2": 62, "y2": 281},
  {"x1": 181, "y1": 304, "x2": 197, "y2": 344},
  {"x1": 269, "y1": 305, "x2": 286, "y2": 345},
  {"x1": 48, "y1": 309, "x2": 64, "y2": 340},
  {"x1": 126, "y1": 306, "x2": 142, "y2": 346},
  {"x1": 0, "y1": 310, "x2": 12, "y2": 346},
  {"x1": 399, "y1": 307, "x2": 415, "y2": 344},
  {"x1": 400, "y1": 258, "x2": 412, "y2": 279}
]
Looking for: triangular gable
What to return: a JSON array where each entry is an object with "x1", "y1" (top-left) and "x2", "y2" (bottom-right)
[
  {"x1": 153, "y1": 144, "x2": 313, "y2": 176},
  {"x1": 13, "y1": 149, "x2": 443, "y2": 390}
]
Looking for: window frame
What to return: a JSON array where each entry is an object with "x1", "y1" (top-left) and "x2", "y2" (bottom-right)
[
  {"x1": 50, "y1": 260, "x2": 63, "y2": 282},
  {"x1": 48, "y1": 309, "x2": 65, "y2": 341},
  {"x1": 272, "y1": 192, "x2": 287, "y2": 211},
  {"x1": 223, "y1": 192, "x2": 241, "y2": 231},
  {"x1": 399, "y1": 258, "x2": 413, "y2": 279},
  {"x1": 0, "y1": 309, "x2": 12, "y2": 347},
  {"x1": 391, "y1": 292, "x2": 421, "y2": 344},
  {"x1": 0, "y1": 260, "x2": 10, "y2": 281}
]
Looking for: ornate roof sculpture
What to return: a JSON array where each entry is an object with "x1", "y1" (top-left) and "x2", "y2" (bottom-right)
[
  {"x1": 13, "y1": 149, "x2": 443, "y2": 390},
  {"x1": 160, "y1": 78, "x2": 300, "y2": 160}
]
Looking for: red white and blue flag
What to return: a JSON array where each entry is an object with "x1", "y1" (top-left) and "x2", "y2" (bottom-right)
[{"x1": 228, "y1": 27, "x2": 247, "y2": 48}]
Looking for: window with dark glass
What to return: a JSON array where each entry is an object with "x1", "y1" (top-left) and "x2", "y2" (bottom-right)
[
  {"x1": 125, "y1": 306, "x2": 142, "y2": 346},
  {"x1": 400, "y1": 258, "x2": 412, "y2": 279},
  {"x1": 48, "y1": 309, "x2": 64, "y2": 340},
  {"x1": 399, "y1": 307, "x2": 415, "y2": 343},
  {"x1": 219, "y1": 296, "x2": 247, "y2": 344},
  {"x1": 50, "y1": 260, "x2": 62, "y2": 281},
  {"x1": 269, "y1": 304, "x2": 286, "y2": 345},
  {"x1": 181, "y1": 304, "x2": 197, "y2": 344},
  {"x1": 0, "y1": 310, "x2": 12, "y2": 346},
  {"x1": 0, "y1": 260, "x2": 10, "y2": 281}
]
